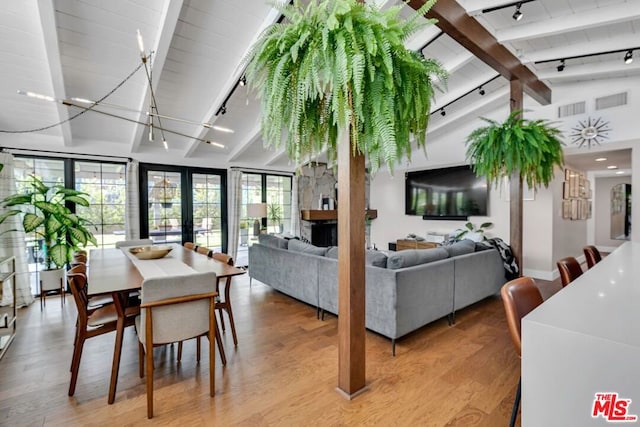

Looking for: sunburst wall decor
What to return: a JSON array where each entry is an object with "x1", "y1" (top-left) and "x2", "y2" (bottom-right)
[{"x1": 569, "y1": 116, "x2": 611, "y2": 148}]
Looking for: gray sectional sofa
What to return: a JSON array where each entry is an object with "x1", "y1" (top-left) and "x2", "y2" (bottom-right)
[{"x1": 248, "y1": 235, "x2": 506, "y2": 354}]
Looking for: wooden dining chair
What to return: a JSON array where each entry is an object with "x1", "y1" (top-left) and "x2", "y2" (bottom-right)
[
  {"x1": 556, "y1": 257, "x2": 583, "y2": 287},
  {"x1": 196, "y1": 246, "x2": 211, "y2": 256},
  {"x1": 67, "y1": 270, "x2": 139, "y2": 397},
  {"x1": 136, "y1": 272, "x2": 218, "y2": 419},
  {"x1": 583, "y1": 245, "x2": 602, "y2": 269},
  {"x1": 210, "y1": 252, "x2": 238, "y2": 346},
  {"x1": 501, "y1": 276, "x2": 544, "y2": 427},
  {"x1": 183, "y1": 242, "x2": 195, "y2": 250}
]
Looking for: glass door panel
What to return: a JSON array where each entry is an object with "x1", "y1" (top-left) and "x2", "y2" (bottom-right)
[
  {"x1": 147, "y1": 170, "x2": 182, "y2": 244},
  {"x1": 192, "y1": 173, "x2": 223, "y2": 252}
]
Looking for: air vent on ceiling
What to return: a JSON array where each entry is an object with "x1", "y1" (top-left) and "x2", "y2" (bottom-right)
[
  {"x1": 596, "y1": 92, "x2": 627, "y2": 110},
  {"x1": 557, "y1": 101, "x2": 585, "y2": 118}
]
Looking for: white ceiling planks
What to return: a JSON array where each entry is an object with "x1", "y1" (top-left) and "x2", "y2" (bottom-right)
[{"x1": 0, "y1": 0, "x2": 638, "y2": 170}]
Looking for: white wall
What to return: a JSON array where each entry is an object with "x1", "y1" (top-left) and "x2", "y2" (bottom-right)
[
  {"x1": 370, "y1": 77, "x2": 639, "y2": 279},
  {"x1": 369, "y1": 170, "x2": 507, "y2": 250}
]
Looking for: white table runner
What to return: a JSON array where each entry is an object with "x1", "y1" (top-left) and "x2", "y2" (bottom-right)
[{"x1": 121, "y1": 245, "x2": 197, "y2": 278}]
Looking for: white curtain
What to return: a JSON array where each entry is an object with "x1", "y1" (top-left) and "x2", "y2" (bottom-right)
[
  {"x1": 0, "y1": 153, "x2": 34, "y2": 308},
  {"x1": 227, "y1": 168, "x2": 243, "y2": 261},
  {"x1": 290, "y1": 174, "x2": 300, "y2": 236},
  {"x1": 125, "y1": 160, "x2": 141, "y2": 239}
]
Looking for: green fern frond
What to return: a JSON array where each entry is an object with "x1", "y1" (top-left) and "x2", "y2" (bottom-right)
[{"x1": 245, "y1": 0, "x2": 446, "y2": 173}]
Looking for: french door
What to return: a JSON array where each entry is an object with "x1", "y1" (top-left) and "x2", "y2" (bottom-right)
[{"x1": 139, "y1": 164, "x2": 227, "y2": 253}]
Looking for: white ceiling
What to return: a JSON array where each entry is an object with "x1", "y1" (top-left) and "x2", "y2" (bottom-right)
[{"x1": 0, "y1": 0, "x2": 638, "y2": 171}]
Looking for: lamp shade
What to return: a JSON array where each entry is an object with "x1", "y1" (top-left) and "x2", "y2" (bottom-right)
[{"x1": 247, "y1": 203, "x2": 267, "y2": 218}]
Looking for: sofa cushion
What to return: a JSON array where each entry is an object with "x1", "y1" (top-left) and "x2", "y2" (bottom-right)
[
  {"x1": 258, "y1": 234, "x2": 288, "y2": 249},
  {"x1": 325, "y1": 247, "x2": 388, "y2": 268},
  {"x1": 366, "y1": 250, "x2": 388, "y2": 268},
  {"x1": 288, "y1": 239, "x2": 328, "y2": 256},
  {"x1": 444, "y1": 239, "x2": 476, "y2": 257},
  {"x1": 386, "y1": 248, "x2": 449, "y2": 270}
]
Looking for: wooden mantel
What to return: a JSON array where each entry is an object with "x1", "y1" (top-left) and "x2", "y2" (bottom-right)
[{"x1": 301, "y1": 209, "x2": 378, "y2": 221}]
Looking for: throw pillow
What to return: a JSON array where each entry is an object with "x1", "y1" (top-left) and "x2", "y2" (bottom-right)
[
  {"x1": 444, "y1": 239, "x2": 476, "y2": 257},
  {"x1": 288, "y1": 239, "x2": 328, "y2": 256},
  {"x1": 258, "y1": 234, "x2": 289, "y2": 249},
  {"x1": 386, "y1": 248, "x2": 449, "y2": 270}
]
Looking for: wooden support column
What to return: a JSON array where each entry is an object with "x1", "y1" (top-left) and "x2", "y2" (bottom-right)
[
  {"x1": 337, "y1": 127, "x2": 367, "y2": 398},
  {"x1": 509, "y1": 79, "x2": 524, "y2": 273}
]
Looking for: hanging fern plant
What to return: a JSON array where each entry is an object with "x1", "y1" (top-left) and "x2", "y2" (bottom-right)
[
  {"x1": 245, "y1": 0, "x2": 446, "y2": 173},
  {"x1": 465, "y1": 110, "x2": 565, "y2": 189}
]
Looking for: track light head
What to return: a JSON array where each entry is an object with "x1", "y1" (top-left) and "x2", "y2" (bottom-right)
[
  {"x1": 218, "y1": 105, "x2": 227, "y2": 115},
  {"x1": 624, "y1": 50, "x2": 633, "y2": 64},
  {"x1": 239, "y1": 75, "x2": 247, "y2": 86},
  {"x1": 512, "y1": 3, "x2": 523, "y2": 21},
  {"x1": 478, "y1": 87, "x2": 486, "y2": 96},
  {"x1": 440, "y1": 109, "x2": 446, "y2": 117},
  {"x1": 557, "y1": 59, "x2": 565, "y2": 72}
]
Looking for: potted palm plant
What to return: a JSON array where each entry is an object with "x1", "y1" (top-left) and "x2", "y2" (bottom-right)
[
  {"x1": 268, "y1": 203, "x2": 283, "y2": 234},
  {"x1": 0, "y1": 175, "x2": 97, "y2": 291}
]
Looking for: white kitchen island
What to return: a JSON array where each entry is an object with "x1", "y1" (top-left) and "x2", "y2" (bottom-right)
[{"x1": 522, "y1": 241, "x2": 640, "y2": 426}]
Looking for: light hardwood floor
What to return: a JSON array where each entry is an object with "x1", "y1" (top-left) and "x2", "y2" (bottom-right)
[{"x1": 0, "y1": 274, "x2": 562, "y2": 426}]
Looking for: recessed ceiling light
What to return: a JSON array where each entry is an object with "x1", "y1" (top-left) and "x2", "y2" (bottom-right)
[
  {"x1": 595, "y1": 157, "x2": 607, "y2": 162},
  {"x1": 607, "y1": 165, "x2": 618, "y2": 169},
  {"x1": 616, "y1": 171, "x2": 625, "y2": 175}
]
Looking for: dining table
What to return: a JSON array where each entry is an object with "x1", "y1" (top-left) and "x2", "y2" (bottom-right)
[{"x1": 87, "y1": 243, "x2": 246, "y2": 404}]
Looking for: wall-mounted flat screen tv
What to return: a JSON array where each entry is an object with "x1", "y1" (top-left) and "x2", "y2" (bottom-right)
[{"x1": 405, "y1": 165, "x2": 488, "y2": 219}]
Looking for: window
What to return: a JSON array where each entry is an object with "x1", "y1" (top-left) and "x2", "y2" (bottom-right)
[
  {"x1": 74, "y1": 161, "x2": 127, "y2": 248},
  {"x1": 266, "y1": 175, "x2": 292, "y2": 234}
]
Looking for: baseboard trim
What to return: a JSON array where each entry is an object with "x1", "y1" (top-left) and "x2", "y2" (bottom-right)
[
  {"x1": 335, "y1": 385, "x2": 370, "y2": 400},
  {"x1": 523, "y1": 254, "x2": 586, "y2": 281},
  {"x1": 596, "y1": 245, "x2": 619, "y2": 253},
  {"x1": 522, "y1": 268, "x2": 557, "y2": 281}
]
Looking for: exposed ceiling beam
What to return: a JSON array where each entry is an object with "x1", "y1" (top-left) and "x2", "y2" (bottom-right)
[
  {"x1": 521, "y1": 34, "x2": 640, "y2": 64},
  {"x1": 184, "y1": 7, "x2": 282, "y2": 157},
  {"x1": 497, "y1": 2, "x2": 640, "y2": 43},
  {"x1": 405, "y1": 26, "x2": 442, "y2": 51},
  {"x1": 227, "y1": 123, "x2": 262, "y2": 162},
  {"x1": 36, "y1": 1, "x2": 72, "y2": 146},
  {"x1": 407, "y1": 0, "x2": 551, "y2": 105},
  {"x1": 128, "y1": 0, "x2": 183, "y2": 154},
  {"x1": 442, "y1": 50, "x2": 475, "y2": 74},
  {"x1": 537, "y1": 61, "x2": 640, "y2": 82},
  {"x1": 264, "y1": 148, "x2": 288, "y2": 166}
]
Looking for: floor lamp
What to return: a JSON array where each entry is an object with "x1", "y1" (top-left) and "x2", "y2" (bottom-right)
[{"x1": 246, "y1": 203, "x2": 267, "y2": 237}]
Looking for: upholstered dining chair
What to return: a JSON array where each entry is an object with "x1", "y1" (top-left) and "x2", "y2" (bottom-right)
[
  {"x1": 501, "y1": 276, "x2": 544, "y2": 427},
  {"x1": 136, "y1": 272, "x2": 218, "y2": 419},
  {"x1": 67, "y1": 269, "x2": 139, "y2": 397},
  {"x1": 583, "y1": 245, "x2": 602, "y2": 269},
  {"x1": 556, "y1": 257, "x2": 583, "y2": 287},
  {"x1": 115, "y1": 238, "x2": 153, "y2": 248}
]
